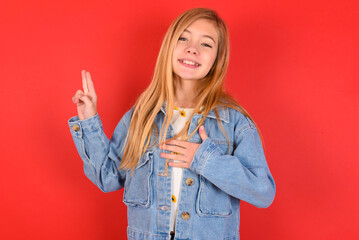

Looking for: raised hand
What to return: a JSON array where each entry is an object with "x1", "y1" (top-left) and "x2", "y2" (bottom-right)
[
  {"x1": 72, "y1": 70, "x2": 98, "y2": 120},
  {"x1": 160, "y1": 126, "x2": 208, "y2": 168}
]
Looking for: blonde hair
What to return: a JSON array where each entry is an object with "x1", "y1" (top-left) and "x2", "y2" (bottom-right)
[{"x1": 119, "y1": 8, "x2": 260, "y2": 172}]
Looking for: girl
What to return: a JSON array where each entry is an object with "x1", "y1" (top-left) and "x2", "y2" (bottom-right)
[{"x1": 69, "y1": 8, "x2": 275, "y2": 240}]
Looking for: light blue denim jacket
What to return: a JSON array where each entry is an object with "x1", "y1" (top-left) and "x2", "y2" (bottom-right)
[{"x1": 68, "y1": 104, "x2": 275, "y2": 240}]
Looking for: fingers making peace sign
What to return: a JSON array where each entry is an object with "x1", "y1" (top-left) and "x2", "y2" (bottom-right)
[{"x1": 72, "y1": 70, "x2": 98, "y2": 120}]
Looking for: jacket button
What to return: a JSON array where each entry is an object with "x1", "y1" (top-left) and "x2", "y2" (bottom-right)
[
  {"x1": 158, "y1": 205, "x2": 169, "y2": 211},
  {"x1": 181, "y1": 212, "x2": 190, "y2": 220},
  {"x1": 72, "y1": 124, "x2": 80, "y2": 132},
  {"x1": 185, "y1": 178, "x2": 194, "y2": 186}
]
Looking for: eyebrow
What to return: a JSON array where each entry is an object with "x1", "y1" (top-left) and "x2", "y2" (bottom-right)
[{"x1": 183, "y1": 29, "x2": 216, "y2": 44}]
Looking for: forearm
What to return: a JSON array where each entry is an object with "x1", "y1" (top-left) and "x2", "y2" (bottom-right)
[
  {"x1": 68, "y1": 113, "x2": 126, "y2": 192},
  {"x1": 190, "y1": 130, "x2": 276, "y2": 208}
]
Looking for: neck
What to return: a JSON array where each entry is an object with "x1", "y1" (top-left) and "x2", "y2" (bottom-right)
[{"x1": 173, "y1": 78, "x2": 198, "y2": 108}]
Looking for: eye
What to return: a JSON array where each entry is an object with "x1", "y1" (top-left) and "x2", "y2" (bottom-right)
[
  {"x1": 202, "y1": 43, "x2": 212, "y2": 48},
  {"x1": 178, "y1": 37, "x2": 187, "y2": 41}
]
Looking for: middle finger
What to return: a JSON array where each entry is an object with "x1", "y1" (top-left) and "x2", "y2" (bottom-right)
[
  {"x1": 82, "y1": 70, "x2": 89, "y2": 94},
  {"x1": 161, "y1": 144, "x2": 186, "y2": 155},
  {"x1": 160, "y1": 152, "x2": 185, "y2": 162}
]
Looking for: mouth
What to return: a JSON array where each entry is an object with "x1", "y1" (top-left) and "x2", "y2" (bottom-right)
[{"x1": 178, "y1": 59, "x2": 201, "y2": 67}]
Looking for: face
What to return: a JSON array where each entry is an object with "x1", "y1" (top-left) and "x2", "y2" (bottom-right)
[{"x1": 172, "y1": 19, "x2": 219, "y2": 82}]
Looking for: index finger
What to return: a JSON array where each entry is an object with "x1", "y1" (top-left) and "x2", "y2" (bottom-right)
[
  {"x1": 81, "y1": 70, "x2": 89, "y2": 94},
  {"x1": 85, "y1": 71, "x2": 96, "y2": 95},
  {"x1": 165, "y1": 139, "x2": 192, "y2": 148}
]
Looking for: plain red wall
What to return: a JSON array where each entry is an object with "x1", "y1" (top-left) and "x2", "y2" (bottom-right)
[{"x1": 1, "y1": 0, "x2": 358, "y2": 239}]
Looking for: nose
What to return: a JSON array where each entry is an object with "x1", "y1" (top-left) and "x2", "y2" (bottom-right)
[{"x1": 186, "y1": 46, "x2": 198, "y2": 55}]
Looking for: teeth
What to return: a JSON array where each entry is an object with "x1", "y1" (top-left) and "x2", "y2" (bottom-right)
[{"x1": 183, "y1": 60, "x2": 199, "y2": 66}]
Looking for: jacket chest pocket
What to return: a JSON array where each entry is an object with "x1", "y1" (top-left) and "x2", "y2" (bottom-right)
[
  {"x1": 196, "y1": 175, "x2": 233, "y2": 217},
  {"x1": 123, "y1": 151, "x2": 153, "y2": 208}
]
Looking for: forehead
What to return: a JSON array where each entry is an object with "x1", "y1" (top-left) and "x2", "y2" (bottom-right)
[{"x1": 183, "y1": 19, "x2": 219, "y2": 42}]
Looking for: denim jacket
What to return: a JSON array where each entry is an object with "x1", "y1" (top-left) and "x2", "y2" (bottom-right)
[{"x1": 68, "y1": 104, "x2": 275, "y2": 240}]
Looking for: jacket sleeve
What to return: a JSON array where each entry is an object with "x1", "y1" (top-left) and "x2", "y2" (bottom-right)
[
  {"x1": 190, "y1": 121, "x2": 276, "y2": 208},
  {"x1": 68, "y1": 112, "x2": 130, "y2": 193}
]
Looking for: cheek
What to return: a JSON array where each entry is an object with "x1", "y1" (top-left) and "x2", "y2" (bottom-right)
[
  {"x1": 171, "y1": 51, "x2": 178, "y2": 68},
  {"x1": 211, "y1": 49, "x2": 218, "y2": 63},
  {"x1": 205, "y1": 52, "x2": 217, "y2": 70},
  {"x1": 172, "y1": 47, "x2": 181, "y2": 64}
]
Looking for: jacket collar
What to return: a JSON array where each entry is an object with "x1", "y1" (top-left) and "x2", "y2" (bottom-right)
[{"x1": 160, "y1": 102, "x2": 229, "y2": 123}]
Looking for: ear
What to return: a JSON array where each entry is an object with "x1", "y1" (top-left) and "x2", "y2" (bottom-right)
[{"x1": 199, "y1": 126, "x2": 208, "y2": 141}]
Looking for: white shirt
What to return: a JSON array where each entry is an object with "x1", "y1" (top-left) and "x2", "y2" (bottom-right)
[{"x1": 170, "y1": 107, "x2": 194, "y2": 232}]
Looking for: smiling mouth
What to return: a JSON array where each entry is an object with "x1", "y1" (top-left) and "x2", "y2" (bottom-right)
[{"x1": 178, "y1": 59, "x2": 201, "y2": 67}]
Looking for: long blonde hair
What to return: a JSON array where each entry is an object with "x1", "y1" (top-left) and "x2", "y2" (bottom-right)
[{"x1": 119, "y1": 8, "x2": 260, "y2": 172}]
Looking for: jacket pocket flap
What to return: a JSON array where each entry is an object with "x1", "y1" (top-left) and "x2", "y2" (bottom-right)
[{"x1": 135, "y1": 150, "x2": 153, "y2": 169}]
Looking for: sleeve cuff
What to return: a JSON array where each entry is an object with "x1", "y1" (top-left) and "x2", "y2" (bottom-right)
[
  {"x1": 68, "y1": 113, "x2": 103, "y2": 138},
  {"x1": 190, "y1": 137, "x2": 224, "y2": 175}
]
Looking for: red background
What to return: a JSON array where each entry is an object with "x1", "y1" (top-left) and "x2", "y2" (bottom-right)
[{"x1": 1, "y1": 0, "x2": 358, "y2": 239}]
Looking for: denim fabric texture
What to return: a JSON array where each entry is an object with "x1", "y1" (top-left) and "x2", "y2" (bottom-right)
[{"x1": 68, "y1": 103, "x2": 276, "y2": 240}]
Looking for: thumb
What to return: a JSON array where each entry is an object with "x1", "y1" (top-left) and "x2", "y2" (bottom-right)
[
  {"x1": 199, "y1": 126, "x2": 208, "y2": 141},
  {"x1": 78, "y1": 94, "x2": 92, "y2": 106}
]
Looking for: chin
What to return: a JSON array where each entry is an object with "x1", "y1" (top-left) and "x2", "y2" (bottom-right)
[
  {"x1": 176, "y1": 75, "x2": 202, "y2": 81},
  {"x1": 174, "y1": 71, "x2": 206, "y2": 81}
]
